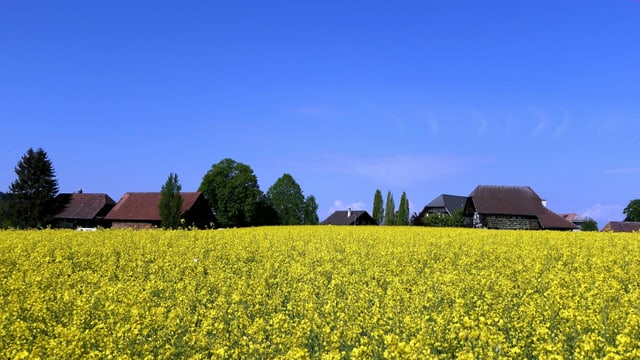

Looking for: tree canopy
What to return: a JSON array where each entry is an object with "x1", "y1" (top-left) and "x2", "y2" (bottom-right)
[
  {"x1": 159, "y1": 173, "x2": 183, "y2": 229},
  {"x1": 303, "y1": 195, "x2": 319, "y2": 225},
  {"x1": 372, "y1": 189, "x2": 384, "y2": 225},
  {"x1": 266, "y1": 173, "x2": 305, "y2": 225},
  {"x1": 198, "y1": 158, "x2": 263, "y2": 227},
  {"x1": 581, "y1": 217, "x2": 598, "y2": 232},
  {"x1": 397, "y1": 191, "x2": 410, "y2": 225},
  {"x1": 384, "y1": 191, "x2": 396, "y2": 225},
  {"x1": 623, "y1": 199, "x2": 640, "y2": 222},
  {"x1": 5, "y1": 148, "x2": 60, "y2": 228}
]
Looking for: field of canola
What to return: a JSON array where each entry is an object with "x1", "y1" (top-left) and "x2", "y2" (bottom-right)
[{"x1": 1, "y1": 227, "x2": 640, "y2": 359}]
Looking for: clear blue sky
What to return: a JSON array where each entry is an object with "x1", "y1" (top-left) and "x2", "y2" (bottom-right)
[{"x1": 2, "y1": 1, "x2": 639, "y2": 228}]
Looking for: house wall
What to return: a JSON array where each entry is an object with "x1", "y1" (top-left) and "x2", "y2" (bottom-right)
[
  {"x1": 111, "y1": 221, "x2": 157, "y2": 230},
  {"x1": 485, "y1": 215, "x2": 541, "y2": 230}
]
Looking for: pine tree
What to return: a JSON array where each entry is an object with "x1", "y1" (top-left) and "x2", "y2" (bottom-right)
[
  {"x1": 397, "y1": 191, "x2": 410, "y2": 225},
  {"x1": 372, "y1": 189, "x2": 384, "y2": 225},
  {"x1": 159, "y1": 173, "x2": 183, "y2": 229},
  {"x1": 7, "y1": 148, "x2": 59, "y2": 228},
  {"x1": 384, "y1": 191, "x2": 396, "y2": 226}
]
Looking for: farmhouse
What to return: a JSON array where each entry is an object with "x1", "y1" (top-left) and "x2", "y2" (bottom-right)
[
  {"x1": 322, "y1": 209, "x2": 377, "y2": 225},
  {"x1": 601, "y1": 221, "x2": 640, "y2": 232},
  {"x1": 417, "y1": 194, "x2": 466, "y2": 218},
  {"x1": 54, "y1": 192, "x2": 116, "y2": 228},
  {"x1": 104, "y1": 192, "x2": 215, "y2": 229},
  {"x1": 463, "y1": 185, "x2": 578, "y2": 230}
]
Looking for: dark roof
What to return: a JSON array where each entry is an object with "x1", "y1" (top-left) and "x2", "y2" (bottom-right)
[
  {"x1": 321, "y1": 210, "x2": 377, "y2": 225},
  {"x1": 104, "y1": 192, "x2": 203, "y2": 221},
  {"x1": 423, "y1": 194, "x2": 467, "y2": 215},
  {"x1": 55, "y1": 193, "x2": 116, "y2": 220},
  {"x1": 468, "y1": 185, "x2": 577, "y2": 230},
  {"x1": 603, "y1": 221, "x2": 640, "y2": 232}
]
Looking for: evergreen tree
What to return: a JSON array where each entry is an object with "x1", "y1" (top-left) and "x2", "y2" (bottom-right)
[
  {"x1": 303, "y1": 195, "x2": 319, "y2": 225},
  {"x1": 397, "y1": 191, "x2": 410, "y2": 225},
  {"x1": 372, "y1": 189, "x2": 384, "y2": 225},
  {"x1": 6, "y1": 148, "x2": 59, "y2": 228},
  {"x1": 266, "y1": 173, "x2": 305, "y2": 225},
  {"x1": 384, "y1": 191, "x2": 396, "y2": 225},
  {"x1": 159, "y1": 173, "x2": 183, "y2": 229}
]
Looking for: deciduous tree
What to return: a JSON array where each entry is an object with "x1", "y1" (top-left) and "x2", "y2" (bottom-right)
[
  {"x1": 397, "y1": 191, "x2": 410, "y2": 225},
  {"x1": 384, "y1": 191, "x2": 395, "y2": 225},
  {"x1": 623, "y1": 199, "x2": 640, "y2": 222},
  {"x1": 199, "y1": 158, "x2": 263, "y2": 227},
  {"x1": 303, "y1": 195, "x2": 319, "y2": 225},
  {"x1": 581, "y1": 217, "x2": 598, "y2": 232},
  {"x1": 372, "y1": 189, "x2": 384, "y2": 225},
  {"x1": 266, "y1": 173, "x2": 305, "y2": 225},
  {"x1": 159, "y1": 173, "x2": 183, "y2": 229}
]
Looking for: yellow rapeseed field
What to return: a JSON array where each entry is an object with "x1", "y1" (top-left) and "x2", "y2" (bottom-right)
[{"x1": 1, "y1": 227, "x2": 640, "y2": 359}]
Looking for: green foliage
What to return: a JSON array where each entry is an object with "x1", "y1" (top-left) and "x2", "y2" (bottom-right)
[
  {"x1": 581, "y1": 217, "x2": 598, "y2": 232},
  {"x1": 623, "y1": 199, "x2": 640, "y2": 222},
  {"x1": 372, "y1": 189, "x2": 384, "y2": 225},
  {"x1": 421, "y1": 209, "x2": 465, "y2": 228},
  {"x1": 198, "y1": 158, "x2": 264, "y2": 227},
  {"x1": 303, "y1": 195, "x2": 319, "y2": 225},
  {"x1": 0, "y1": 192, "x2": 8, "y2": 229},
  {"x1": 159, "y1": 173, "x2": 183, "y2": 229},
  {"x1": 384, "y1": 191, "x2": 396, "y2": 226},
  {"x1": 5, "y1": 148, "x2": 59, "y2": 228},
  {"x1": 396, "y1": 191, "x2": 410, "y2": 226},
  {"x1": 266, "y1": 174, "x2": 305, "y2": 225}
]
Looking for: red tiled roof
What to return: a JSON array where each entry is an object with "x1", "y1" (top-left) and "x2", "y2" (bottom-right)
[
  {"x1": 104, "y1": 192, "x2": 203, "y2": 221},
  {"x1": 55, "y1": 193, "x2": 116, "y2": 220},
  {"x1": 469, "y1": 185, "x2": 577, "y2": 230}
]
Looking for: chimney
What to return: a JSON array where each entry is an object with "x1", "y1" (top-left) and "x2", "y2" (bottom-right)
[
  {"x1": 541, "y1": 199, "x2": 547, "y2": 207},
  {"x1": 347, "y1": 208, "x2": 352, "y2": 218}
]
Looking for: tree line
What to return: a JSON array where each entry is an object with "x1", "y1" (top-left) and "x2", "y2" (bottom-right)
[{"x1": 0, "y1": 148, "x2": 319, "y2": 229}]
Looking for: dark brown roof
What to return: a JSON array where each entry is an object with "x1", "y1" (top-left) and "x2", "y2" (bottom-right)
[
  {"x1": 469, "y1": 185, "x2": 577, "y2": 230},
  {"x1": 321, "y1": 210, "x2": 377, "y2": 225},
  {"x1": 603, "y1": 221, "x2": 640, "y2": 232},
  {"x1": 422, "y1": 194, "x2": 467, "y2": 215},
  {"x1": 55, "y1": 193, "x2": 116, "y2": 220},
  {"x1": 104, "y1": 192, "x2": 203, "y2": 221}
]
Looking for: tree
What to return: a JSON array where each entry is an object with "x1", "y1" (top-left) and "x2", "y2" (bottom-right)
[
  {"x1": 159, "y1": 173, "x2": 183, "y2": 229},
  {"x1": 198, "y1": 158, "x2": 263, "y2": 227},
  {"x1": 397, "y1": 191, "x2": 410, "y2": 225},
  {"x1": 0, "y1": 192, "x2": 8, "y2": 229},
  {"x1": 581, "y1": 217, "x2": 598, "y2": 232},
  {"x1": 266, "y1": 173, "x2": 305, "y2": 225},
  {"x1": 303, "y1": 195, "x2": 319, "y2": 225},
  {"x1": 384, "y1": 191, "x2": 396, "y2": 225},
  {"x1": 6, "y1": 148, "x2": 59, "y2": 228},
  {"x1": 623, "y1": 199, "x2": 640, "y2": 222},
  {"x1": 372, "y1": 189, "x2": 384, "y2": 225}
]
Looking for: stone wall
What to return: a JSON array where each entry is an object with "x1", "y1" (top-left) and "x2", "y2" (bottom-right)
[{"x1": 485, "y1": 215, "x2": 540, "y2": 230}]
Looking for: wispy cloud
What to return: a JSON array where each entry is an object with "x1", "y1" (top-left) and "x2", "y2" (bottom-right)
[
  {"x1": 315, "y1": 154, "x2": 482, "y2": 187},
  {"x1": 604, "y1": 168, "x2": 640, "y2": 175},
  {"x1": 581, "y1": 203, "x2": 623, "y2": 224},
  {"x1": 553, "y1": 113, "x2": 570, "y2": 137},
  {"x1": 529, "y1": 108, "x2": 547, "y2": 139},
  {"x1": 327, "y1": 200, "x2": 365, "y2": 215}
]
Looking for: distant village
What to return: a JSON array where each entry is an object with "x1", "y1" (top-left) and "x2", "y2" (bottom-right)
[{"x1": 49, "y1": 185, "x2": 638, "y2": 232}]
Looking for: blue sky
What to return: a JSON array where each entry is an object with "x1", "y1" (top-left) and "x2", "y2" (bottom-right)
[{"x1": 1, "y1": 1, "x2": 639, "y2": 228}]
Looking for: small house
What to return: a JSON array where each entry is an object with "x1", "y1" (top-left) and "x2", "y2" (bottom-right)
[
  {"x1": 321, "y1": 209, "x2": 377, "y2": 226},
  {"x1": 601, "y1": 221, "x2": 640, "y2": 232},
  {"x1": 104, "y1": 192, "x2": 215, "y2": 229},
  {"x1": 54, "y1": 192, "x2": 116, "y2": 228}
]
